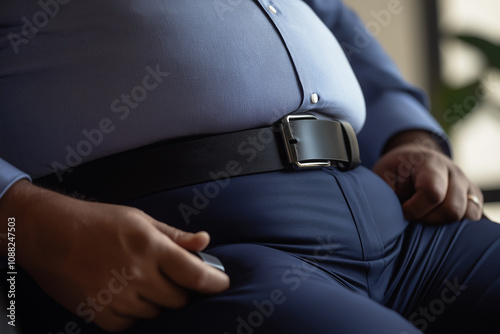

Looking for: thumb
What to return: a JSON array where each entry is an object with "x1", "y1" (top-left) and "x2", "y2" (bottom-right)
[{"x1": 150, "y1": 220, "x2": 210, "y2": 251}]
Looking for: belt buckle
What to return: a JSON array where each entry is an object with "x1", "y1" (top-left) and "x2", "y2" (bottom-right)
[{"x1": 280, "y1": 114, "x2": 332, "y2": 169}]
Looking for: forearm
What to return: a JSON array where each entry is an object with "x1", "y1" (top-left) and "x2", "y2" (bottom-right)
[{"x1": 0, "y1": 180, "x2": 44, "y2": 268}]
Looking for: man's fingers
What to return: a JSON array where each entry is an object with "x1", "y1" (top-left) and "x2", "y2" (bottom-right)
[
  {"x1": 158, "y1": 244, "x2": 230, "y2": 294},
  {"x1": 135, "y1": 271, "x2": 192, "y2": 309},
  {"x1": 111, "y1": 295, "x2": 163, "y2": 319},
  {"x1": 393, "y1": 172, "x2": 415, "y2": 204},
  {"x1": 375, "y1": 143, "x2": 483, "y2": 225},
  {"x1": 151, "y1": 219, "x2": 210, "y2": 251},
  {"x1": 402, "y1": 163, "x2": 448, "y2": 221},
  {"x1": 418, "y1": 171, "x2": 468, "y2": 224}
]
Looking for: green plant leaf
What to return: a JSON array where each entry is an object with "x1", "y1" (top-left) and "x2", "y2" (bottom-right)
[
  {"x1": 433, "y1": 80, "x2": 482, "y2": 132},
  {"x1": 456, "y1": 34, "x2": 500, "y2": 69}
]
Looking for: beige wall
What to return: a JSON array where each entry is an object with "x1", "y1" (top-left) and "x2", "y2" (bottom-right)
[{"x1": 343, "y1": 0, "x2": 429, "y2": 92}]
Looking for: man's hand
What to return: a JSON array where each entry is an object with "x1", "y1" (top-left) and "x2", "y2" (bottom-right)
[
  {"x1": 0, "y1": 180, "x2": 230, "y2": 332},
  {"x1": 372, "y1": 131, "x2": 483, "y2": 224}
]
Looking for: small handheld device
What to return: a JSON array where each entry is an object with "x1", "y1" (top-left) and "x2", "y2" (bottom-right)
[{"x1": 193, "y1": 251, "x2": 225, "y2": 272}]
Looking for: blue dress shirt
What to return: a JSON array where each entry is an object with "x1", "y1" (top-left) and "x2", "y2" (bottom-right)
[{"x1": 0, "y1": 0, "x2": 447, "y2": 198}]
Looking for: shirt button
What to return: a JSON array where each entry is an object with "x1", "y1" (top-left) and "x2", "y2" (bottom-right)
[
  {"x1": 310, "y1": 93, "x2": 319, "y2": 104},
  {"x1": 268, "y1": 5, "x2": 277, "y2": 14}
]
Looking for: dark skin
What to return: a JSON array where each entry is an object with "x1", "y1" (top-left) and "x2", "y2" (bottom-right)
[
  {"x1": 0, "y1": 129, "x2": 483, "y2": 332},
  {"x1": 375, "y1": 130, "x2": 483, "y2": 223},
  {"x1": 0, "y1": 180, "x2": 230, "y2": 332}
]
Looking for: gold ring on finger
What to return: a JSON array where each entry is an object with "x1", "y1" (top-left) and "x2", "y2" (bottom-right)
[{"x1": 467, "y1": 194, "x2": 482, "y2": 207}]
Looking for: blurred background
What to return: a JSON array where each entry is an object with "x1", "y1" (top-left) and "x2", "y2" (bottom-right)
[{"x1": 345, "y1": 0, "x2": 500, "y2": 222}]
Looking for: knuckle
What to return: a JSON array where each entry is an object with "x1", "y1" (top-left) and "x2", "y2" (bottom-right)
[
  {"x1": 167, "y1": 228, "x2": 183, "y2": 242},
  {"x1": 111, "y1": 294, "x2": 138, "y2": 314},
  {"x1": 442, "y1": 208, "x2": 463, "y2": 223},
  {"x1": 425, "y1": 187, "x2": 446, "y2": 205},
  {"x1": 450, "y1": 163, "x2": 466, "y2": 177},
  {"x1": 110, "y1": 303, "x2": 128, "y2": 316},
  {"x1": 441, "y1": 201, "x2": 466, "y2": 222},
  {"x1": 124, "y1": 207, "x2": 148, "y2": 220},
  {"x1": 127, "y1": 265, "x2": 146, "y2": 282},
  {"x1": 122, "y1": 231, "x2": 153, "y2": 254}
]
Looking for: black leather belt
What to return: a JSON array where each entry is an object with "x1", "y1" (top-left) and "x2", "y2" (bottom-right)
[{"x1": 35, "y1": 114, "x2": 360, "y2": 203}]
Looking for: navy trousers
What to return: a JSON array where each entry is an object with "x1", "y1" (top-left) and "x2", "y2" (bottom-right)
[{"x1": 5, "y1": 166, "x2": 500, "y2": 333}]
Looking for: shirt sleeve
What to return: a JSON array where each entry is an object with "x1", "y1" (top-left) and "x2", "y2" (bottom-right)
[
  {"x1": 305, "y1": 0, "x2": 451, "y2": 168},
  {"x1": 0, "y1": 158, "x2": 31, "y2": 199},
  {"x1": 0, "y1": 158, "x2": 30, "y2": 267}
]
